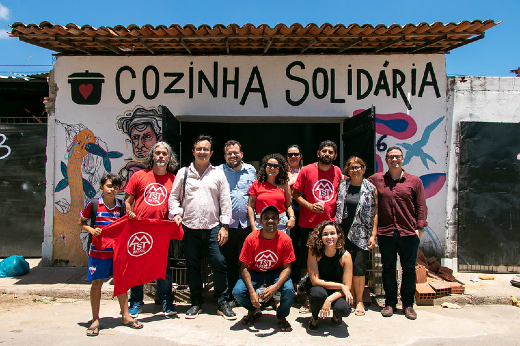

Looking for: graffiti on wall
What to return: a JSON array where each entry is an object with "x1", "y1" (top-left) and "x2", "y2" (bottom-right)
[
  {"x1": 116, "y1": 106, "x2": 163, "y2": 188},
  {"x1": 52, "y1": 120, "x2": 122, "y2": 265},
  {"x1": 0, "y1": 134, "x2": 11, "y2": 160},
  {"x1": 354, "y1": 109, "x2": 447, "y2": 253}
]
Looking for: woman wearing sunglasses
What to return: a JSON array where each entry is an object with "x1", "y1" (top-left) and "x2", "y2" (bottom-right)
[
  {"x1": 248, "y1": 153, "x2": 295, "y2": 234},
  {"x1": 335, "y1": 156, "x2": 378, "y2": 316}
]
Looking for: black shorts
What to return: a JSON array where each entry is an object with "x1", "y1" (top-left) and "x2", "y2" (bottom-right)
[{"x1": 344, "y1": 237, "x2": 369, "y2": 277}]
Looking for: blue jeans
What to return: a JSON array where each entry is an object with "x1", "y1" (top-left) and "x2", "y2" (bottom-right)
[
  {"x1": 232, "y1": 269, "x2": 295, "y2": 319},
  {"x1": 183, "y1": 225, "x2": 229, "y2": 305},
  {"x1": 129, "y1": 257, "x2": 174, "y2": 304},
  {"x1": 377, "y1": 230, "x2": 420, "y2": 307}
]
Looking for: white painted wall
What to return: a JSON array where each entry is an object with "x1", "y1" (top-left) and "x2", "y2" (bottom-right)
[
  {"x1": 44, "y1": 54, "x2": 448, "y2": 264},
  {"x1": 445, "y1": 76, "x2": 520, "y2": 268}
]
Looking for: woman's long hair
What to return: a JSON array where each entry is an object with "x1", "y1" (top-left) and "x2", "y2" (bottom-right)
[
  {"x1": 256, "y1": 153, "x2": 289, "y2": 185},
  {"x1": 307, "y1": 221, "x2": 345, "y2": 258}
]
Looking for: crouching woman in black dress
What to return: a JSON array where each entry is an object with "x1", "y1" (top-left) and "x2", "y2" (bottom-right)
[{"x1": 306, "y1": 221, "x2": 353, "y2": 332}]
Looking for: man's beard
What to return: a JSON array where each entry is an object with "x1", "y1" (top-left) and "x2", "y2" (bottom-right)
[
  {"x1": 227, "y1": 160, "x2": 240, "y2": 169},
  {"x1": 319, "y1": 156, "x2": 332, "y2": 165},
  {"x1": 154, "y1": 160, "x2": 167, "y2": 167}
]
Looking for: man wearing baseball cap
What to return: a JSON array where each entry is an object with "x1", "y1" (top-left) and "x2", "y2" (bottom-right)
[{"x1": 232, "y1": 205, "x2": 296, "y2": 332}]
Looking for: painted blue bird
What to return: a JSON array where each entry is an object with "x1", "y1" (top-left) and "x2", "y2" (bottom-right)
[
  {"x1": 397, "y1": 116, "x2": 444, "y2": 170},
  {"x1": 55, "y1": 161, "x2": 96, "y2": 199},
  {"x1": 85, "y1": 143, "x2": 123, "y2": 172}
]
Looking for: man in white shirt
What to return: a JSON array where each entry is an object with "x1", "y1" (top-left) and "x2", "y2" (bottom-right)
[{"x1": 168, "y1": 135, "x2": 236, "y2": 320}]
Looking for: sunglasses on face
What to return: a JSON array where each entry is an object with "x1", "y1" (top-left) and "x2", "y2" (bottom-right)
[
  {"x1": 348, "y1": 166, "x2": 363, "y2": 171},
  {"x1": 266, "y1": 163, "x2": 280, "y2": 169},
  {"x1": 287, "y1": 153, "x2": 300, "y2": 157},
  {"x1": 386, "y1": 155, "x2": 403, "y2": 160}
]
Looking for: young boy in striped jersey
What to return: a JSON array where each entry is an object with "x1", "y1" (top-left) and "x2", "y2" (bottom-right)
[{"x1": 80, "y1": 173, "x2": 143, "y2": 336}]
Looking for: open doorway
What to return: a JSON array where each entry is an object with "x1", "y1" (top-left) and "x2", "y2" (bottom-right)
[{"x1": 178, "y1": 122, "x2": 341, "y2": 169}]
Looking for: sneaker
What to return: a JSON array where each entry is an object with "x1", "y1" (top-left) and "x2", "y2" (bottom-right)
[
  {"x1": 163, "y1": 301, "x2": 177, "y2": 316},
  {"x1": 307, "y1": 317, "x2": 319, "y2": 333},
  {"x1": 217, "y1": 301, "x2": 237, "y2": 320},
  {"x1": 185, "y1": 305, "x2": 202, "y2": 319},
  {"x1": 129, "y1": 301, "x2": 143, "y2": 318}
]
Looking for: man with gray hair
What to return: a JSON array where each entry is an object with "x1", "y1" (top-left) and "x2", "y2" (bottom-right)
[{"x1": 124, "y1": 141, "x2": 179, "y2": 317}]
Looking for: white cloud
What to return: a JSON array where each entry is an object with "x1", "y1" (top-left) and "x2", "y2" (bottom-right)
[{"x1": 0, "y1": 3, "x2": 10, "y2": 21}]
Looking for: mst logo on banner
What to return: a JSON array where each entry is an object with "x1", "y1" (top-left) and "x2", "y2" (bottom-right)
[
  {"x1": 127, "y1": 231, "x2": 153, "y2": 257},
  {"x1": 254, "y1": 250, "x2": 279, "y2": 272},
  {"x1": 144, "y1": 183, "x2": 168, "y2": 206}
]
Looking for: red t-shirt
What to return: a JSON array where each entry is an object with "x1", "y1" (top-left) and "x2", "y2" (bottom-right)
[
  {"x1": 293, "y1": 163, "x2": 343, "y2": 228},
  {"x1": 239, "y1": 230, "x2": 295, "y2": 272},
  {"x1": 248, "y1": 180, "x2": 286, "y2": 214},
  {"x1": 124, "y1": 169, "x2": 175, "y2": 220},
  {"x1": 92, "y1": 216, "x2": 183, "y2": 297},
  {"x1": 80, "y1": 197, "x2": 123, "y2": 259}
]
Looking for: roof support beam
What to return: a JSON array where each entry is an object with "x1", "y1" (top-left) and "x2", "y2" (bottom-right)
[
  {"x1": 300, "y1": 38, "x2": 317, "y2": 53},
  {"x1": 373, "y1": 36, "x2": 406, "y2": 53},
  {"x1": 443, "y1": 33, "x2": 484, "y2": 52},
  {"x1": 55, "y1": 37, "x2": 92, "y2": 55},
  {"x1": 179, "y1": 38, "x2": 192, "y2": 54},
  {"x1": 337, "y1": 37, "x2": 362, "y2": 53},
  {"x1": 225, "y1": 37, "x2": 229, "y2": 54},
  {"x1": 263, "y1": 37, "x2": 273, "y2": 54},
  {"x1": 411, "y1": 34, "x2": 448, "y2": 52},
  {"x1": 18, "y1": 35, "x2": 66, "y2": 53},
  {"x1": 93, "y1": 38, "x2": 120, "y2": 54},
  {"x1": 138, "y1": 38, "x2": 156, "y2": 54}
]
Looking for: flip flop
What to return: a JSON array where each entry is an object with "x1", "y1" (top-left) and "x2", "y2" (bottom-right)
[
  {"x1": 122, "y1": 320, "x2": 143, "y2": 329},
  {"x1": 277, "y1": 318, "x2": 292, "y2": 332},
  {"x1": 354, "y1": 308, "x2": 366, "y2": 316},
  {"x1": 355, "y1": 303, "x2": 366, "y2": 316},
  {"x1": 241, "y1": 312, "x2": 262, "y2": 326},
  {"x1": 86, "y1": 325, "x2": 99, "y2": 337},
  {"x1": 299, "y1": 300, "x2": 310, "y2": 314}
]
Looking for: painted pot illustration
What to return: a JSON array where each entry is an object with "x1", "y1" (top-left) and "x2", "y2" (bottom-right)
[{"x1": 68, "y1": 70, "x2": 105, "y2": 105}]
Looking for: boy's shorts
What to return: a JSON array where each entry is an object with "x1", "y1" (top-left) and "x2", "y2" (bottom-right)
[{"x1": 87, "y1": 256, "x2": 113, "y2": 281}]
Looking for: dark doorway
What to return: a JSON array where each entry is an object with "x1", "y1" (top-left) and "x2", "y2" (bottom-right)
[
  {"x1": 342, "y1": 106, "x2": 376, "y2": 176},
  {"x1": 0, "y1": 124, "x2": 47, "y2": 257},
  {"x1": 178, "y1": 122, "x2": 341, "y2": 169},
  {"x1": 458, "y1": 122, "x2": 520, "y2": 271}
]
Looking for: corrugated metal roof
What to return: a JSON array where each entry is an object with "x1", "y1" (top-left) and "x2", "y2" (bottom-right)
[{"x1": 10, "y1": 21, "x2": 498, "y2": 56}]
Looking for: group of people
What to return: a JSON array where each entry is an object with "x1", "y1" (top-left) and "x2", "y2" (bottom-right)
[{"x1": 80, "y1": 134, "x2": 427, "y2": 336}]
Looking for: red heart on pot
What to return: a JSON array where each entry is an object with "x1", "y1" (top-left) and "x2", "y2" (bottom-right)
[{"x1": 79, "y1": 84, "x2": 93, "y2": 99}]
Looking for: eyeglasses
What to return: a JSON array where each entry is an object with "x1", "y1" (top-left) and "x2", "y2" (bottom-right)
[
  {"x1": 195, "y1": 147, "x2": 211, "y2": 152},
  {"x1": 225, "y1": 152, "x2": 240, "y2": 157},
  {"x1": 266, "y1": 163, "x2": 280, "y2": 169},
  {"x1": 287, "y1": 153, "x2": 300, "y2": 157},
  {"x1": 386, "y1": 155, "x2": 402, "y2": 160},
  {"x1": 347, "y1": 166, "x2": 363, "y2": 171}
]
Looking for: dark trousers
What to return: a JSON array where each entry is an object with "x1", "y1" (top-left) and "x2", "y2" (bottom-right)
[
  {"x1": 183, "y1": 225, "x2": 229, "y2": 306},
  {"x1": 129, "y1": 253, "x2": 174, "y2": 304},
  {"x1": 308, "y1": 286, "x2": 351, "y2": 320},
  {"x1": 221, "y1": 224, "x2": 251, "y2": 297},
  {"x1": 377, "y1": 230, "x2": 420, "y2": 307}
]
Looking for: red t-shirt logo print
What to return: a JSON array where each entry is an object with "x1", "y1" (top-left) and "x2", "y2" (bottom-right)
[
  {"x1": 127, "y1": 232, "x2": 154, "y2": 257},
  {"x1": 312, "y1": 179, "x2": 335, "y2": 202},
  {"x1": 254, "y1": 250, "x2": 279, "y2": 271},
  {"x1": 144, "y1": 183, "x2": 167, "y2": 206}
]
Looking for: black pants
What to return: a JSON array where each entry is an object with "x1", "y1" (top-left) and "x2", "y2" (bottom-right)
[
  {"x1": 221, "y1": 224, "x2": 251, "y2": 296},
  {"x1": 377, "y1": 230, "x2": 420, "y2": 308},
  {"x1": 308, "y1": 286, "x2": 351, "y2": 320}
]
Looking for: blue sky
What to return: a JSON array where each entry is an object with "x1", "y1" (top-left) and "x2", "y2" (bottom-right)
[{"x1": 0, "y1": 0, "x2": 518, "y2": 77}]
